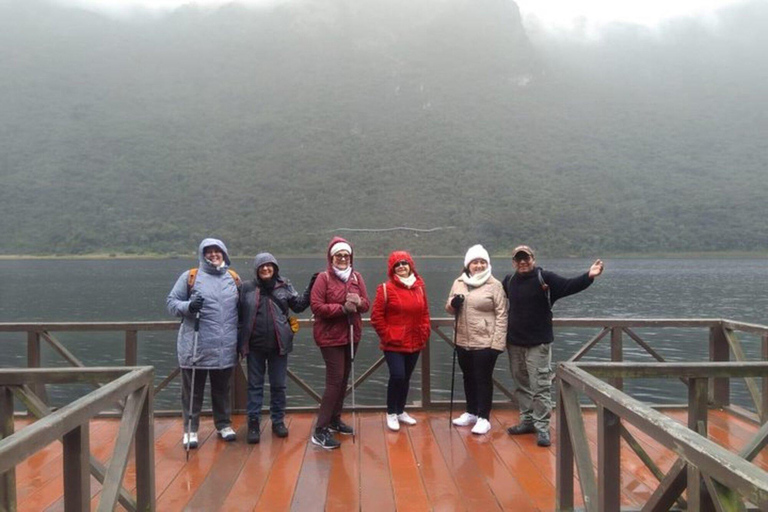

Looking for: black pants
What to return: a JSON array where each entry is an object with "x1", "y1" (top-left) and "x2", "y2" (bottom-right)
[
  {"x1": 181, "y1": 367, "x2": 233, "y2": 431},
  {"x1": 384, "y1": 351, "x2": 420, "y2": 415},
  {"x1": 456, "y1": 347, "x2": 501, "y2": 420}
]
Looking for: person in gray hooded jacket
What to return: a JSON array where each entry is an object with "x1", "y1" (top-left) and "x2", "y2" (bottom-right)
[
  {"x1": 237, "y1": 253, "x2": 316, "y2": 443},
  {"x1": 167, "y1": 238, "x2": 240, "y2": 448}
]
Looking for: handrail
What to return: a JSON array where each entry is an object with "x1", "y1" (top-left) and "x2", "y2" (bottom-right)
[
  {"x1": 556, "y1": 361, "x2": 768, "y2": 511},
  {"x1": 2, "y1": 318, "x2": 767, "y2": 416},
  {"x1": 0, "y1": 366, "x2": 156, "y2": 511}
]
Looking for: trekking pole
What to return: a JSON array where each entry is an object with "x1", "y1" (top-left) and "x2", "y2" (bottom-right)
[
  {"x1": 448, "y1": 311, "x2": 458, "y2": 428},
  {"x1": 349, "y1": 318, "x2": 356, "y2": 444},
  {"x1": 186, "y1": 311, "x2": 201, "y2": 462}
]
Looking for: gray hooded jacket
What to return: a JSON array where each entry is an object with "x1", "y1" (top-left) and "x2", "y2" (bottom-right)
[
  {"x1": 166, "y1": 238, "x2": 240, "y2": 369},
  {"x1": 237, "y1": 252, "x2": 312, "y2": 356}
]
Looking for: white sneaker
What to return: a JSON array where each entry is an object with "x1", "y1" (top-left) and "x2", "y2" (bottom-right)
[
  {"x1": 397, "y1": 412, "x2": 417, "y2": 425},
  {"x1": 452, "y1": 412, "x2": 478, "y2": 426},
  {"x1": 471, "y1": 418, "x2": 492, "y2": 435},
  {"x1": 183, "y1": 432, "x2": 199, "y2": 449},
  {"x1": 386, "y1": 413, "x2": 400, "y2": 431},
  {"x1": 218, "y1": 426, "x2": 236, "y2": 442}
]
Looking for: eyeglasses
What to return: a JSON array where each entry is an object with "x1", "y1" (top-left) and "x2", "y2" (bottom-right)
[
  {"x1": 513, "y1": 253, "x2": 531, "y2": 263},
  {"x1": 333, "y1": 253, "x2": 350, "y2": 260},
  {"x1": 394, "y1": 261, "x2": 409, "y2": 268}
]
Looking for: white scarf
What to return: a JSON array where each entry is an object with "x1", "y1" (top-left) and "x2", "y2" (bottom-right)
[
  {"x1": 333, "y1": 266, "x2": 352, "y2": 282},
  {"x1": 460, "y1": 266, "x2": 492, "y2": 288},
  {"x1": 396, "y1": 274, "x2": 417, "y2": 287}
]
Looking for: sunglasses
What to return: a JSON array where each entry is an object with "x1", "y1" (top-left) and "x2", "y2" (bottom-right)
[
  {"x1": 394, "y1": 260, "x2": 409, "y2": 268},
  {"x1": 333, "y1": 253, "x2": 350, "y2": 260},
  {"x1": 513, "y1": 253, "x2": 531, "y2": 263}
]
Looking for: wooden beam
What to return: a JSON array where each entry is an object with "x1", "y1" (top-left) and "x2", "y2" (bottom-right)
[
  {"x1": 723, "y1": 329, "x2": 763, "y2": 418},
  {"x1": 710, "y1": 323, "x2": 731, "y2": 406},
  {"x1": 96, "y1": 387, "x2": 147, "y2": 512},
  {"x1": 0, "y1": 367, "x2": 134, "y2": 386},
  {"x1": 568, "y1": 327, "x2": 609, "y2": 362},
  {"x1": 0, "y1": 387, "x2": 16, "y2": 512},
  {"x1": 597, "y1": 405, "x2": 620, "y2": 512},
  {"x1": 703, "y1": 474, "x2": 746, "y2": 512},
  {"x1": 421, "y1": 331, "x2": 431, "y2": 408},
  {"x1": 135, "y1": 383, "x2": 155, "y2": 512},
  {"x1": 40, "y1": 331, "x2": 87, "y2": 369},
  {"x1": 63, "y1": 424, "x2": 90, "y2": 512},
  {"x1": 286, "y1": 368, "x2": 322, "y2": 404},
  {"x1": 556, "y1": 380, "x2": 574, "y2": 511},
  {"x1": 641, "y1": 458, "x2": 688, "y2": 512},
  {"x1": 762, "y1": 334, "x2": 768, "y2": 424},
  {"x1": 564, "y1": 362, "x2": 768, "y2": 379},
  {"x1": 560, "y1": 381, "x2": 598, "y2": 512},
  {"x1": 152, "y1": 366, "x2": 180, "y2": 396},
  {"x1": 125, "y1": 330, "x2": 138, "y2": 366},
  {"x1": 26, "y1": 331, "x2": 48, "y2": 406},
  {"x1": 610, "y1": 327, "x2": 623, "y2": 390}
]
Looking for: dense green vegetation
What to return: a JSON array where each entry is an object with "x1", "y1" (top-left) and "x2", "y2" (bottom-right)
[{"x1": 1, "y1": 0, "x2": 766, "y2": 257}]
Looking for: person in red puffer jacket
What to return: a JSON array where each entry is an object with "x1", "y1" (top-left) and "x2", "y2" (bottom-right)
[
  {"x1": 370, "y1": 250, "x2": 431, "y2": 432},
  {"x1": 310, "y1": 236, "x2": 370, "y2": 449}
]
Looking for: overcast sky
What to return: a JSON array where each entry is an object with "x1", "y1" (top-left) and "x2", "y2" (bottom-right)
[{"x1": 55, "y1": 0, "x2": 749, "y2": 36}]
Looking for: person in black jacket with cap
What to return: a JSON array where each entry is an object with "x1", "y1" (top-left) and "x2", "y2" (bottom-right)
[
  {"x1": 502, "y1": 245, "x2": 604, "y2": 447},
  {"x1": 238, "y1": 253, "x2": 316, "y2": 443}
]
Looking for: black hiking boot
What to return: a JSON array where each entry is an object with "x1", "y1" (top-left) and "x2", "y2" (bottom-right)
[
  {"x1": 311, "y1": 427, "x2": 340, "y2": 450},
  {"x1": 247, "y1": 418, "x2": 260, "y2": 444},
  {"x1": 507, "y1": 422, "x2": 536, "y2": 435},
  {"x1": 328, "y1": 418, "x2": 354, "y2": 436},
  {"x1": 536, "y1": 430, "x2": 551, "y2": 447},
  {"x1": 272, "y1": 422, "x2": 289, "y2": 438}
]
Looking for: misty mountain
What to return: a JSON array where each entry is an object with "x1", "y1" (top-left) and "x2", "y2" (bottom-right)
[{"x1": 1, "y1": 0, "x2": 766, "y2": 256}]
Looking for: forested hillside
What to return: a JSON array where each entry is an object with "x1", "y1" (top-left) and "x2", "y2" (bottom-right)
[{"x1": 1, "y1": 0, "x2": 766, "y2": 256}]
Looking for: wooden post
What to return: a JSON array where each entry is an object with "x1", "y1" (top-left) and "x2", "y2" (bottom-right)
[
  {"x1": 597, "y1": 405, "x2": 620, "y2": 512},
  {"x1": 709, "y1": 323, "x2": 730, "y2": 406},
  {"x1": 0, "y1": 387, "x2": 16, "y2": 512},
  {"x1": 610, "y1": 327, "x2": 623, "y2": 391},
  {"x1": 26, "y1": 331, "x2": 48, "y2": 407},
  {"x1": 232, "y1": 362, "x2": 248, "y2": 413},
  {"x1": 124, "y1": 330, "x2": 138, "y2": 366},
  {"x1": 762, "y1": 334, "x2": 768, "y2": 425},
  {"x1": 63, "y1": 423, "x2": 90, "y2": 512},
  {"x1": 421, "y1": 332, "x2": 431, "y2": 408},
  {"x1": 135, "y1": 383, "x2": 155, "y2": 511},
  {"x1": 556, "y1": 379, "x2": 574, "y2": 511},
  {"x1": 688, "y1": 378, "x2": 715, "y2": 512}
]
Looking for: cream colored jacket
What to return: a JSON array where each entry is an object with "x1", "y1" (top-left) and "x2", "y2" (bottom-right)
[{"x1": 445, "y1": 275, "x2": 508, "y2": 352}]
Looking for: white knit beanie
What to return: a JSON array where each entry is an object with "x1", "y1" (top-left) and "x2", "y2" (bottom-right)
[
  {"x1": 330, "y1": 242, "x2": 352, "y2": 257},
  {"x1": 464, "y1": 244, "x2": 490, "y2": 268}
]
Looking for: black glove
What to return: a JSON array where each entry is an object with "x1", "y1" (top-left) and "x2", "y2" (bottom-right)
[
  {"x1": 188, "y1": 295, "x2": 205, "y2": 314},
  {"x1": 450, "y1": 294, "x2": 465, "y2": 311}
]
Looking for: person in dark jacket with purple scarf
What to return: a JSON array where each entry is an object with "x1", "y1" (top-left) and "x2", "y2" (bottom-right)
[
  {"x1": 502, "y1": 245, "x2": 604, "y2": 447},
  {"x1": 238, "y1": 253, "x2": 316, "y2": 443}
]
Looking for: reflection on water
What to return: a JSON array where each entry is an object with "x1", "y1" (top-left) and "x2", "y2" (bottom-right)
[{"x1": 1, "y1": 257, "x2": 767, "y2": 409}]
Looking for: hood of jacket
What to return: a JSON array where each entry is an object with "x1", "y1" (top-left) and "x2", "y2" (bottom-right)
[
  {"x1": 253, "y1": 252, "x2": 280, "y2": 277},
  {"x1": 198, "y1": 237, "x2": 231, "y2": 274},
  {"x1": 387, "y1": 250, "x2": 421, "y2": 281},
  {"x1": 326, "y1": 236, "x2": 354, "y2": 272}
]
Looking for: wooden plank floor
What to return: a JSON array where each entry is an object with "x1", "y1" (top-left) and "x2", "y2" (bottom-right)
[{"x1": 10, "y1": 408, "x2": 764, "y2": 511}]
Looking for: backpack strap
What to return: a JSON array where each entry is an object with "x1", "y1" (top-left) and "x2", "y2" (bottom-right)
[
  {"x1": 187, "y1": 267, "x2": 242, "y2": 297},
  {"x1": 537, "y1": 268, "x2": 551, "y2": 310}
]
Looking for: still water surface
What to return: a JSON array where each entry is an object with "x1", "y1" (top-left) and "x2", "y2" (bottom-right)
[{"x1": 1, "y1": 257, "x2": 766, "y2": 409}]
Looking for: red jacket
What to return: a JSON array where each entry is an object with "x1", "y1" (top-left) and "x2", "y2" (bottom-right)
[
  {"x1": 370, "y1": 251, "x2": 431, "y2": 353},
  {"x1": 310, "y1": 236, "x2": 370, "y2": 348}
]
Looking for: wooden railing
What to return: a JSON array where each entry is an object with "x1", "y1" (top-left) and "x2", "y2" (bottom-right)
[
  {"x1": 556, "y1": 362, "x2": 768, "y2": 511},
  {"x1": 0, "y1": 366, "x2": 155, "y2": 512},
  {"x1": 1, "y1": 318, "x2": 767, "y2": 416}
]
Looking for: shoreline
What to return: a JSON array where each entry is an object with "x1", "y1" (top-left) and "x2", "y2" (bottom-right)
[{"x1": 2, "y1": 251, "x2": 768, "y2": 260}]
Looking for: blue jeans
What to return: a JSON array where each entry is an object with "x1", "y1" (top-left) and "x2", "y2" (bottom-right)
[
  {"x1": 247, "y1": 350, "x2": 288, "y2": 423},
  {"x1": 384, "y1": 351, "x2": 420, "y2": 415}
]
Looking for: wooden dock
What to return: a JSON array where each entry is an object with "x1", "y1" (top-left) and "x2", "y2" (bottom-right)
[{"x1": 12, "y1": 408, "x2": 765, "y2": 511}]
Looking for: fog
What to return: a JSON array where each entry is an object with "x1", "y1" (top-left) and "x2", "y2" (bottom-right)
[{"x1": 1, "y1": 0, "x2": 766, "y2": 256}]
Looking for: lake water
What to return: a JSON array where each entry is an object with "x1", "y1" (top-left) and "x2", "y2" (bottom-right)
[{"x1": 1, "y1": 257, "x2": 767, "y2": 410}]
